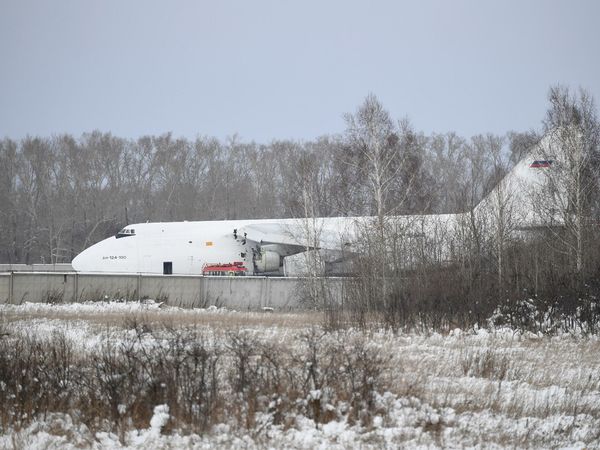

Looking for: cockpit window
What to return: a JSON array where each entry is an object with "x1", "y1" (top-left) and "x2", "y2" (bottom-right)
[{"x1": 116, "y1": 228, "x2": 136, "y2": 239}]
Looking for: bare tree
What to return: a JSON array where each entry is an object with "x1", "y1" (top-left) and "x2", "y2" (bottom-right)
[
  {"x1": 0, "y1": 139, "x2": 19, "y2": 262},
  {"x1": 343, "y1": 95, "x2": 401, "y2": 311},
  {"x1": 471, "y1": 134, "x2": 513, "y2": 292},
  {"x1": 538, "y1": 86, "x2": 600, "y2": 280},
  {"x1": 507, "y1": 130, "x2": 541, "y2": 165},
  {"x1": 344, "y1": 94, "x2": 398, "y2": 224}
]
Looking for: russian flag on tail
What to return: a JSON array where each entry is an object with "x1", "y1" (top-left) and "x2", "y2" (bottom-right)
[{"x1": 529, "y1": 160, "x2": 553, "y2": 168}]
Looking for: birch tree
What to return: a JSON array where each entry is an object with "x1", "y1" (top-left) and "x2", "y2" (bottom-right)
[
  {"x1": 540, "y1": 86, "x2": 600, "y2": 280},
  {"x1": 343, "y1": 94, "x2": 416, "y2": 315},
  {"x1": 344, "y1": 94, "x2": 397, "y2": 226}
]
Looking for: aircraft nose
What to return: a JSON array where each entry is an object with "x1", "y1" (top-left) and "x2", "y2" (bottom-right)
[
  {"x1": 72, "y1": 247, "x2": 94, "y2": 272},
  {"x1": 72, "y1": 240, "x2": 107, "y2": 272}
]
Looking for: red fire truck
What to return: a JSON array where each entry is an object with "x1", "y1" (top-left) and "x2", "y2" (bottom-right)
[{"x1": 202, "y1": 261, "x2": 247, "y2": 276}]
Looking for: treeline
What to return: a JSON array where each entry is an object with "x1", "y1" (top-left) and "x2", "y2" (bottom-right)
[{"x1": 0, "y1": 118, "x2": 534, "y2": 264}]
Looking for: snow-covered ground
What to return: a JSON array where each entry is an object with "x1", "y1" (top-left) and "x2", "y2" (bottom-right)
[{"x1": 1, "y1": 301, "x2": 599, "y2": 449}]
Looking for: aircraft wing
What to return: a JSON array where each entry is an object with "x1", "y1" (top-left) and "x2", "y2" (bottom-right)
[{"x1": 238, "y1": 222, "x2": 345, "y2": 251}]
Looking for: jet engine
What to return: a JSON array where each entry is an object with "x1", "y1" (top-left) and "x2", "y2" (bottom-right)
[{"x1": 254, "y1": 250, "x2": 281, "y2": 273}]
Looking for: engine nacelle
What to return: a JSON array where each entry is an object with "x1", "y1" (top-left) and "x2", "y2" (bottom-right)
[{"x1": 254, "y1": 250, "x2": 281, "y2": 273}]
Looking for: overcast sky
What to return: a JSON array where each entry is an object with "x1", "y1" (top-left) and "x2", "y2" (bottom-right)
[{"x1": 1, "y1": 0, "x2": 599, "y2": 142}]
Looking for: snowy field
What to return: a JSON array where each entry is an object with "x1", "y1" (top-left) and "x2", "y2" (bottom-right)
[{"x1": 1, "y1": 301, "x2": 599, "y2": 449}]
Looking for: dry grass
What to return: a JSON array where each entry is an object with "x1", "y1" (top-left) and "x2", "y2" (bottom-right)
[
  {"x1": 0, "y1": 307, "x2": 325, "y2": 330},
  {"x1": 1, "y1": 306, "x2": 600, "y2": 448}
]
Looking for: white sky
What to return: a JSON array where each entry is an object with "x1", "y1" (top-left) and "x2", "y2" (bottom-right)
[{"x1": 1, "y1": 0, "x2": 599, "y2": 142}]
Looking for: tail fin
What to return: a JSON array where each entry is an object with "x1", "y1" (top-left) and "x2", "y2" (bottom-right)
[{"x1": 475, "y1": 132, "x2": 565, "y2": 229}]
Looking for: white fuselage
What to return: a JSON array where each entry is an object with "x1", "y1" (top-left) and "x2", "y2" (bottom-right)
[{"x1": 72, "y1": 217, "x2": 359, "y2": 275}]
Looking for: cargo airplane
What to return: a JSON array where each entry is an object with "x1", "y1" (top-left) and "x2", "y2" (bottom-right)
[{"x1": 72, "y1": 132, "x2": 567, "y2": 276}]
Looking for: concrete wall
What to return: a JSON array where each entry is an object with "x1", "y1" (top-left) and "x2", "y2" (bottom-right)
[
  {"x1": 0, "y1": 272, "x2": 344, "y2": 310},
  {"x1": 0, "y1": 264, "x2": 73, "y2": 272},
  {"x1": 0, "y1": 274, "x2": 9, "y2": 304},
  {"x1": 76, "y1": 274, "x2": 139, "y2": 302},
  {"x1": 10, "y1": 272, "x2": 76, "y2": 304},
  {"x1": 141, "y1": 275, "x2": 204, "y2": 308}
]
